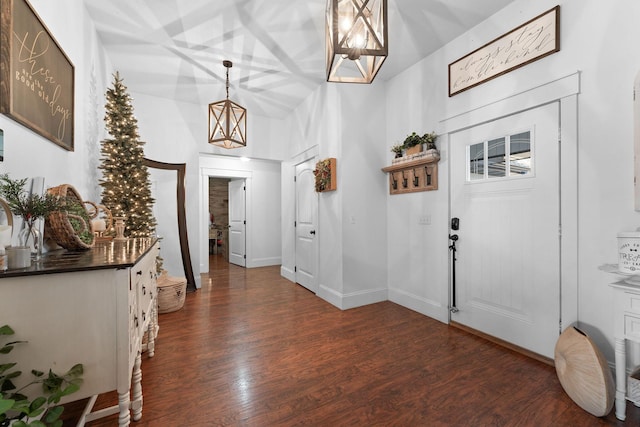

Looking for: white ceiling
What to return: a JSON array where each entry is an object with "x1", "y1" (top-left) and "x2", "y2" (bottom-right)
[{"x1": 84, "y1": 0, "x2": 516, "y2": 119}]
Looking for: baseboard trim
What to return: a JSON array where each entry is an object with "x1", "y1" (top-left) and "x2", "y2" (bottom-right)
[
  {"x1": 318, "y1": 285, "x2": 387, "y2": 310},
  {"x1": 450, "y1": 321, "x2": 554, "y2": 367},
  {"x1": 280, "y1": 266, "x2": 295, "y2": 283},
  {"x1": 388, "y1": 287, "x2": 448, "y2": 323}
]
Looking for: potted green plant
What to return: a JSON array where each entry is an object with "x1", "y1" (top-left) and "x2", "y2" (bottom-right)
[
  {"x1": 402, "y1": 132, "x2": 423, "y2": 155},
  {"x1": 0, "y1": 174, "x2": 63, "y2": 261},
  {"x1": 402, "y1": 131, "x2": 439, "y2": 157},
  {"x1": 390, "y1": 143, "x2": 404, "y2": 158},
  {"x1": 0, "y1": 325, "x2": 83, "y2": 427}
]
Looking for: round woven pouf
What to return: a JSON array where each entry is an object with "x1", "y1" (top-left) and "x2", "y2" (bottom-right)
[{"x1": 554, "y1": 326, "x2": 614, "y2": 417}]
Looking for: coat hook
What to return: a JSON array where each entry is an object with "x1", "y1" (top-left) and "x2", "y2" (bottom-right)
[
  {"x1": 402, "y1": 171, "x2": 408, "y2": 188},
  {"x1": 412, "y1": 169, "x2": 419, "y2": 187},
  {"x1": 391, "y1": 174, "x2": 398, "y2": 190},
  {"x1": 425, "y1": 166, "x2": 432, "y2": 186}
]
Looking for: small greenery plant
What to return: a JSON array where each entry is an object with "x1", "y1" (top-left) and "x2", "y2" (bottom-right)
[
  {"x1": 402, "y1": 131, "x2": 438, "y2": 151},
  {"x1": 0, "y1": 175, "x2": 62, "y2": 231},
  {"x1": 0, "y1": 325, "x2": 83, "y2": 427},
  {"x1": 64, "y1": 202, "x2": 94, "y2": 245},
  {"x1": 390, "y1": 143, "x2": 404, "y2": 156}
]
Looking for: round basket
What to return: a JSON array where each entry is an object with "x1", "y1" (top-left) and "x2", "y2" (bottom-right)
[
  {"x1": 157, "y1": 271, "x2": 187, "y2": 313},
  {"x1": 46, "y1": 184, "x2": 95, "y2": 250}
]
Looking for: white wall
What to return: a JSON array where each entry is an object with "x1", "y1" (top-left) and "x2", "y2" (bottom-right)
[
  {"x1": 0, "y1": 0, "x2": 111, "y2": 243},
  {"x1": 384, "y1": 0, "x2": 640, "y2": 364},
  {"x1": 281, "y1": 81, "x2": 388, "y2": 309}
]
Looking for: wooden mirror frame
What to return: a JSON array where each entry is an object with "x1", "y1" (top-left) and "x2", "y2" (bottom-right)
[{"x1": 144, "y1": 158, "x2": 196, "y2": 292}]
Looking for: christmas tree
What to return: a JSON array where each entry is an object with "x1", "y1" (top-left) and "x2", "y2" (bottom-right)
[{"x1": 99, "y1": 72, "x2": 156, "y2": 238}]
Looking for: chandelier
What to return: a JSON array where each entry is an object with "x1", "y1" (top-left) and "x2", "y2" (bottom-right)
[
  {"x1": 208, "y1": 60, "x2": 247, "y2": 148},
  {"x1": 326, "y1": 0, "x2": 388, "y2": 83}
]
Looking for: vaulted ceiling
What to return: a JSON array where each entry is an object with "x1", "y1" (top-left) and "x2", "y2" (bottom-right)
[{"x1": 84, "y1": 0, "x2": 516, "y2": 119}]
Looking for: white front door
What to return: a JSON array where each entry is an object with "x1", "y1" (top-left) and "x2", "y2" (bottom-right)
[
  {"x1": 228, "y1": 179, "x2": 246, "y2": 267},
  {"x1": 295, "y1": 159, "x2": 318, "y2": 292},
  {"x1": 450, "y1": 102, "x2": 560, "y2": 358}
]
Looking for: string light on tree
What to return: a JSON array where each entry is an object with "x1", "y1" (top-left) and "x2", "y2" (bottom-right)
[{"x1": 98, "y1": 72, "x2": 156, "y2": 238}]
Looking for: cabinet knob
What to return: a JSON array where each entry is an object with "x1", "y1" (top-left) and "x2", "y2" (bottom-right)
[{"x1": 136, "y1": 270, "x2": 143, "y2": 276}]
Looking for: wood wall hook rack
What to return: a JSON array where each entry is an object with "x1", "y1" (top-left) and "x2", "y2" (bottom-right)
[{"x1": 381, "y1": 156, "x2": 439, "y2": 195}]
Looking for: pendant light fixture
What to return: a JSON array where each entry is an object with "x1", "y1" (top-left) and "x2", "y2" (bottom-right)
[
  {"x1": 209, "y1": 60, "x2": 247, "y2": 148},
  {"x1": 326, "y1": 0, "x2": 388, "y2": 83}
]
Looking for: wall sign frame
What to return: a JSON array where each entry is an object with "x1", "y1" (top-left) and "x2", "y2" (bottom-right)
[
  {"x1": 448, "y1": 5, "x2": 559, "y2": 97},
  {"x1": 0, "y1": 0, "x2": 74, "y2": 150}
]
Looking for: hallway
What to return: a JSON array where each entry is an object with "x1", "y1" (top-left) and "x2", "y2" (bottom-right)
[{"x1": 63, "y1": 255, "x2": 637, "y2": 425}]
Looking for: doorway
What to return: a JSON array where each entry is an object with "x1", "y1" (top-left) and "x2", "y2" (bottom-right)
[
  {"x1": 208, "y1": 177, "x2": 229, "y2": 260},
  {"x1": 449, "y1": 102, "x2": 560, "y2": 359}
]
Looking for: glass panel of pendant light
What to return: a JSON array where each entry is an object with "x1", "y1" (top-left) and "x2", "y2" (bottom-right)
[{"x1": 326, "y1": 0, "x2": 388, "y2": 83}]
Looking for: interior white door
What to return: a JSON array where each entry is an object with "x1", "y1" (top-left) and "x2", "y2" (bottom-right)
[
  {"x1": 295, "y1": 159, "x2": 318, "y2": 292},
  {"x1": 228, "y1": 179, "x2": 246, "y2": 267},
  {"x1": 450, "y1": 102, "x2": 560, "y2": 358}
]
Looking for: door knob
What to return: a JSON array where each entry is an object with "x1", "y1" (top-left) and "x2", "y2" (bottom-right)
[{"x1": 310, "y1": 230, "x2": 316, "y2": 235}]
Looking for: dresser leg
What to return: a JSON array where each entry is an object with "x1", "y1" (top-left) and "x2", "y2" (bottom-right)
[
  {"x1": 118, "y1": 390, "x2": 131, "y2": 426},
  {"x1": 615, "y1": 337, "x2": 627, "y2": 421},
  {"x1": 131, "y1": 351, "x2": 144, "y2": 421},
  {"x1": 148, "y1": 304, "x2": 157, "y2": 358}
]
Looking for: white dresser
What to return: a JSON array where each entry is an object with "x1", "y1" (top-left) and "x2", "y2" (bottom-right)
[
  {"x1": 610, "y1": 279, "x2": 640, "y2": 421},
  {"x1": 0, "y1": 238, "x2": 160, "y2": 426}
]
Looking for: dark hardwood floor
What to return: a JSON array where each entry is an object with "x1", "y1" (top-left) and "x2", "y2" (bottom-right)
[{"x1": 62, "y1": 254, "x2": 639, "y2": 426}]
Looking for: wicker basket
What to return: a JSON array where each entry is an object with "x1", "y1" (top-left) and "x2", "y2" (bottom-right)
[
  {"x1": 629, "y1": 368, "x2": 640, "y2": 405},
  {"x1": 157, "y1": 271, "x2": 187, "y2": 313},
  {"x1": 46, "y1": 184, "x2": 95, "y2": 250}
]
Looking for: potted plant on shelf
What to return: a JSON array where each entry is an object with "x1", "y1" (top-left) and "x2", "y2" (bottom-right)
[
  {"x1": 402, "y1": 132, "x2": 423, "y2": 156},
  {"x1": 401, "y1": 131, "x2": 439, "y2": 159},
  {"x1": 390, "y1": 143, "x2": 404, "y2": 158}
]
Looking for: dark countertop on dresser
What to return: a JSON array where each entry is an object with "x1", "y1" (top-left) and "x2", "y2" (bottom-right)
[{"x1": 0, "y1": 238, "x2": 158, "y2": 278}]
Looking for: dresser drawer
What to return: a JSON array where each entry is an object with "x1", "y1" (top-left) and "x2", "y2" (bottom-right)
[
  {"x1": 624, "y1": 291, "x2": 640, "y2": 315},
  {"x1": 625, "y1": 314, "x2": 640, "y2": 341}
]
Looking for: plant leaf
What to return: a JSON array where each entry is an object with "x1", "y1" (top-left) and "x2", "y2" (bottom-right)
[
  {"x1": 0, "y1": 326, "x2": 14, "y2": 336},
  {"x1": 44, "y1": 405, "x2": 63, "y2": 423},
  {"x1": 0, "y1": 398, "x2": 14, "y2": 415}
]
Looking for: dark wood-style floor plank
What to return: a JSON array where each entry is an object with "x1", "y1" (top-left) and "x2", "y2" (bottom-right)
[{"x1": 61, "y1": 255, "x2": 639, "y2": 426}]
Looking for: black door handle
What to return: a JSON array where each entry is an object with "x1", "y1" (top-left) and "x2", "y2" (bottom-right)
[{"x1": 310, "y1": 230, "x2": 316, "y2": 235}]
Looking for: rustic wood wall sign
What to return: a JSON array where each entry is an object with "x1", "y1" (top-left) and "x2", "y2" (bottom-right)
[
  {"x1": 0, "y1": 0, "x2": 74, "y2": 150},
  {"x1": 448, "y1": 5, "x2": 559, "y2": 97}
]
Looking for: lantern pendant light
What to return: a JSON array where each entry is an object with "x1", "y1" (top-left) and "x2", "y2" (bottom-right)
[
  {"x1": 208, "y1": 60, "x2": 247, "y2": 148},
  {"x1": 326, "y1": 0, "x2": 388, "y2": 83}
]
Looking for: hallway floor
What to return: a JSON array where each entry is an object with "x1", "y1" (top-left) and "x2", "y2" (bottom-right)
[{"x1": 62, "y1": 254, "x2": 639, "y2": 425}]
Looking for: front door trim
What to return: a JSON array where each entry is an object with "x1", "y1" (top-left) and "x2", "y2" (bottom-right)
[{"x1": 441, "y1": 71, "x2": 580, "y2": 331}]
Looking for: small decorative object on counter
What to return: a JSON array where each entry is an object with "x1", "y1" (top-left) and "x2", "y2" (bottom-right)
[
  {"x1": 46, "y1": 184, "x2": 95, "y2": 251},
  {"x1": 617, "y1": 231, "x2": 640, "y2": 273},
  {"x1": 0, "y1": 174, "x2": 62, "y2": 260},
  {"x1": 6, "y1": 246, "x2": 30, "y2": 269},
  {"x1": 86, "y1": 202, "x2": 114, "y2": 242},
  {"x1": 113, "y1": 216, "x2": 127, "y2": 242}
]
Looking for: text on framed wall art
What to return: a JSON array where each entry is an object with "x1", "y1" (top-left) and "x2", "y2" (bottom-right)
[
  {"x1": 0, "y1": 0, "x2": 75, "y2": 150},
  {"x1": 448, "y1": 6, "x2": 559, "y2": 97}
]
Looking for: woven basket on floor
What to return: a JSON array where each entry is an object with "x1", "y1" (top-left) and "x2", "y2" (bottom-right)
[
  {"x1": 46, "y1": 184, "x2": 95, "y2": 250},
  {"x1": 157, "y1": 271, "x2": 187, "y2": 313}
]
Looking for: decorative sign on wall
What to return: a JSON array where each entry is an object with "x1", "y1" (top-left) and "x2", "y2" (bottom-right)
[
  {"x1": 313, "y1": 158, "x2": 337, "y2": 192},
  {"x1": 448, "y1": 5, "x2": 560, "y2": 97},
  {"x1": 0, "y1": 0, "x2": 75, "y2": 150}
]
